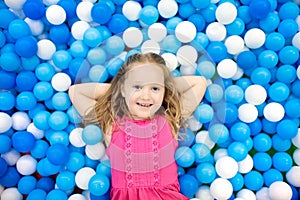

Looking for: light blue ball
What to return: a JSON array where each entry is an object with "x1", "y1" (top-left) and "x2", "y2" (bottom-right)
[
  {"x1": 33, "y1": 110, "x2": 51, "y2": 130},
  {"x1": 67, "y1": 106, "x2": 83, "y2": 124},
  {"x1": 196, "y1": 60, "x2": 215, "y2": 79},
  {"x1": 205, "y1": 83, "x2": 224, "y2": 103},
  {"x1": 87, "y1": 47, "x2": 107, "y2": 65},
  {"x1": 192, "y1": 143, "x2": 210, "y2": 163},
  {"x1": 33, "y1": 81, "x2": 54, "y2": 101},
  {"x1": 56, "y1": 171, "x2": 76, "y2": 191},
  {"x1": 258, "y1": 50, "x2": 278, "y2": 68},
  {"x1": 268, "y1": 82, "x2": 290, "y2": 102},
  {"x1": 0, "y1": 52, "x2": 21, "y2": 72},
  {"x1": 259, "y1": 12, "x2": 279, "y2": 32},
  {"x1": 208, "y1": 123, "x2": 229, "y2": 144},
  {"x1": 265, "y1": 32, "x2": 285, "y2": 51},
  {"x1": 88, "y1": 174, "x2": 110, "y2": 196},
  {"x1": 285, "y1": 98, "x2": 300, "y2": 118},
  {"x1": 105, "y1": 35, "x2": 125, "y2": 56},
  {"x1": 253, "y1": 152, "x2": 272, "y2": 171},
  {"x1": 83, "y1": 27, "x2": 103, "y2": 48},
  {"x1": 193, "y1": 103, "x2": 213, "y2": 123},
  {"x1": 0, "y1": 134, "x2": 11, "y2": 154},
  {"x1": 52, "y1": 50, "x2": 72, "y2": 70},
  {"x1": 272, "y1": 152, "x2": 293, "y2": 172},
  {"x1": 96, "y1": 160, "x2": 112, "y2": 178},
  {"x1": 272, "y1": 134, "x2": 291, "y2": 152},
  {"x1": 89, "y1": 65, "x2": 109, "y2": 83},
  {"x1": 250, "y1": 67, "x2": 271, "y2": 86},
  {"x1": 47, "y1": 130, "x2": 69, "y2": 146},
  {"x1": 161, "y1": 35, "x2": 181, "y2": 53},
  {"x1": 278, "y1": 46, "x2": 299, "y2": 65},
  {"x1": 82, "y1": 124, "x2": 103, "y2": 145},
  {"x1": 253, "y1": 133, "x2": 272, "y2": 152},
  {"x1": 70, "y1": 40, "x2": 89, "y2": 58},
  {"x1": 52, "y1": 92, "x2": 71, "y2": 111},
  {"x1": 35, "y1": 63, "x2": 55, "y2": 81},
  {"x1": 66, "y1": 152, "x2": 85, "y2": 172},
  {"x1": 30, "y1": 140, "x2": 49, "y2": 159},
  {"x1": 244, "y1": 170, "x2": 264, "y2": 191},
  {"x1": 0, "y1": 91, "x2": 15, "y2": 111},
  {"x1": 230, "y1": 122, "x2": 251, "y2": 142},
  {"x1": 263, "y1": 168, "x2": 283, "y2": 187},
  {"x1": 227, "y1": 141, "x2": 248, "y2": 161},
  {"x1": 8, "y1": 19, "x2": 31, "y2": 39},
  {"x1": 46, "y1": 189, "x2": 68, "y2": 200},
  {"x1": 278, "y1": 2, "x2": 299, "y2": 20},
  {"x1": 175, "y1": 146, "x2": 195, "y2": 168},
  {"x1": 195, "y1": 162, "x2": 216, "y2": 184},
  {"x1": 178, "y1": 128, "x2": 195, "y2": 147},
  {"x1": 48, "y1": 111, "x2": 69, "y2": 131},
  {"x1": 16, "y1": 91, "x2": 37, "y2": 111},
  {"x1": 229, "y1": 173, "x2": 244, "y2": 191},
  {"x1": 278, "y1": 19, "x2": 298, "y2": 38},
  {"x1": 276, "y1": 119, "x2": 298, "y2": 140},
  {"x1": 27, "y1": 189, "x2": 47, "y2": 200},
  {"x1": 139, "y1": 5, "x2": 159, "y2": 25}
]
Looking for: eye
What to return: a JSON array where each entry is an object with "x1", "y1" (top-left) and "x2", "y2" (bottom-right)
[
  {"x1": 151, "y1": 87, "x2": 161, "y2": 92},
  {"x1": 133, "y1": 85, "x2": 142, "y2": 90}
]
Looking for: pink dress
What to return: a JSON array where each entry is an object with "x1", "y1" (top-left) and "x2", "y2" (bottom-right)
[{"x1": 106, "y1": 115, "x2": 188, "y2": 200}]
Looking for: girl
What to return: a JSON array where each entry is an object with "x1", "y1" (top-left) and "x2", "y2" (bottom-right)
[{"x1": 69, "y1": 52, "x2": 206, "y2": 200}]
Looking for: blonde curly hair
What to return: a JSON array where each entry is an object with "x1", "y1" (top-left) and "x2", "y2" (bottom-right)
[{"x1": 83, "y1": 52, "x2": 183, "y2": 139}]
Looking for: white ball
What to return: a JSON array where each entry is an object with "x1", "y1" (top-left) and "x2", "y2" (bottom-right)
[
  {"x1": 206, "y1": 22, "x2": 227, "y2": 41},
  {"x1": 85, "y1": 142, "x2": 106, "y2": 160},
  {"x1": 213, "y1": 148, "x2": 228, "y2": 161},
  {"x1": 27, "y1": 123, "x2": 44, "y2": 139},
  {"x1": 37, "y1": 39, "x2": 56, "y2": 60},
  {"x1": 215, "y1": 2, "x2": 237, "y2": 25},
  {"x1": 0, "y1": 112, "x2": 12, "y2": 133},
  {"x1": 75, "y1": 167, "x2": 96, "y2": 190},
  {"x1": 4, "y1": 0, "x2": 26, "y2": 10},
  {"x1": 244, "y1": 28, "x2": 266, "y2": 49},
  {"x1": 175, "y1": 21, "x2": 197, "y2": 43},
  {"x1": 297, "y1": 65, "x2": 300, "y2": 80},
  {"x1": 148, "y1": 23, "x2": 167, "y2": 42},
  {"x1": 286, "y1": 166, "x2": 300, "y2": 187},
  {"x1": 71, "y1": 20, "x2": 91, "y2": 40},
  {"x1": 122, "y1": 1, "x2": 142, "y2": 21},
  {"x1": 11, "y1": 111, "x2": 31, "y2": 131},
  {"x1": 1, "y1": 188, "x2": 22, "y2": 200},
  {"x1": 16, "y1": 155, "x2": 37, "y2": 175},
  {"x1": 269, "y1": 181, "x2": 292, "y2": 200},
  {"x1": 215, "y1": 156, "x2": 238, "y2": 179},
  {"x1": 186, "y1": 117, "x2": 202, "y2": 131},
  {"x1": 210, "y1": 178, "x2": 233, "y2": 200},
  {"x1": 43, "y1": 0, "x2": 59, "y2": 6},
  {"x1": 68, "y1": 194, "x2": 87, "y2": 200},
  {"x1": 231, "y1": 67, "x2": 244, "y2": 80},
  {"x1": 263, "y1": 102, "x2": 285, "y2": 122},
  {"x1": 245, "y1": 84, "x2": 267, "y2": 105},
  {"x1": 51, "y1": 72, "x2": 71, "y2": 92},
  {"x1": 195, "y1": 130, "x2": 215, "y2": 150},
  {"x1": 141, "y1": 40, "x2": 160, "y2": 54},
  {"x1": 238, "y1": 154, "x2": 254, "y2": 174},
  {"x1": 238, "y1": 103, "x2": 258, "y2": 123},
  {"x1": 292, "y1": 129, "x2": 300, "y2": 148},
  {"x1": 46, "y1": 5, "x2": 66, "y2": 25},
  {"x1": 217, "y1": 58, "x2": 238, "y2": 79},
  {"x1": 1, "y1": 149, "x2": 21, "y2": 166},
  {"x1": 195, "y1": 186, "x2": 214, "y2": 200},
  {"x1": 161, "y1": 52, "x2": 178, "y2": 71},
  {"x1": 225, "y1": 35, "x2": 244, "y2": 55},
  {"x1": 157, "y1": 0, "x2": 178, "y2": 18},
  {"x1": 76, "y1": 1, "x2": 93, "y2": 22},
  {"x1": 293, "y1": 149, "x2": 300, "y2": 166},
  {"x1": 237, "y1": 189, "x2": 256, "y2": 200},
  {"x1": 122, "y1": 27, "x2": 143, "y2": 48},
  {"x1": 292, "y1": 32, "x2": 300, "y2": 51},
  {"x1": 69, "y1": 128, "x2": 86, "y2": 147},
  {"x1": 256, "y1": 187, "x2": 271, "y2": 200},
  {"x1": 24, "y1": 18, "x2": 44, "y2": 36},
  {"x1": 180, "y1": 64, "x2": 197, "y2": 75},
  {"x1": 176, "y1": 45, "x2": 198, "y2": 66}
]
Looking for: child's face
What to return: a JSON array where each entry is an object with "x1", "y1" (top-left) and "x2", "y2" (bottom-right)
[{"x1": 121, "y1": 63, "x2": 165, "y2": 120}]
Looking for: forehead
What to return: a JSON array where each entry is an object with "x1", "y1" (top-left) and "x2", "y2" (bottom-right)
[{"x1": 125, "y1": 63, "x2": 165, "y2": 85}]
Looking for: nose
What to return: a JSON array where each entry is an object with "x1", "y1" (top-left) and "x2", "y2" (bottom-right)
[{"x1": 141, "y1": 87, "x2": 151, "y2": 100}]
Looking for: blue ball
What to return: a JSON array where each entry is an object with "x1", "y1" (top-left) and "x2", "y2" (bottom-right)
[
  {"x1": 272, "y1": 152, "x2": 293, "y2": 172},
  {"x1": 8, "y1": 19, "x2": 31, "y2": 39},
  {"x1": 227, "y1": 141, "x2": 248, "y2": 161},
  {"x1": 70, "y1": 40, "x2": 88, "y2": 58},
  {"x1": 175, "y1": 146, "x2": 195, "y2": 168},
  {"x1": 16, "y1": 91, "x2": 37, "y2": 111},
  {"x1": 205, "y1": 83, "x2": 224, "y2": 103},
  {"x1": 249, "y1": 0, "x2": 271, "y2": 19},
  {"x1": 249, "y1": 118, "x2": 262, "y2": 136},
  {"x1": 261, "y1": 118, "x2": 277, "y2": 134},
  {"x1": 49, "y1": 24, "x2": 70, "y2": 45},
  {"x1": 46, "y1": 143, "x2": 70, "y2": 165},
  {"x1": 188, "y1": 14, "x2": 205, "y2": 32},
  {"x1": 15, "y1": 36, "x2": 38, "y2": 58},
  {"x1": 226, "y1": 17, "x2": 245, "y2": 36},
  {"x1": 279, "y1": 46, "x2": 299, "y2": 65},
  {"x1": 16, "y1": 71, "x2": 38, "y2": 92},
  {"x1": 178, "y1": 128, "x2": 195, "y2": 147},
  {"x1": 30, "y1": 140, "x2": 49, "y2": 159},
  {"x1": 268, "y1": 82, "x2": 290, "y2": 102},
  {"x1": 216, "y1": 103, "x2": 238, "y2": 124},
  {"x1": 96, "y1": 160, "x2": 112, "y2": 178},
  {"x1": 236, "y1": 50, "x2": 257, "y2": 70},
  {"x1": 56, "y1": 171, "x2": 76, "y2": 191},
  {"x1": 47, "y1": 130, "x2": 69, "y2": 146},
  {"x1": 193, "y1": 103, "x2": 213, "y2": 123},
  {"x1": 12, "y1": 131, "x2": 36, "y2": 153},
  {"x1": 57, "y1": 0, "x2": 77, "y2": 19},
  {"x1": 278, "y1": 19, "x2": 298, "y2": 38},
  {"x1": 48, "y1": 111, "x2": 69, "y2": 131},
  {"x1": 272, "y1": 134, "x2": 291, "y2": 152},
  {"x1": 276, "y1": 119, "x2": 298, "y2": 139},
  {"x1": 265, "y1": 32, "x2": 285, "y2": 51},
  {"x1": 192, "y1": 143, "x2": 210, "y2": 163},
  {"x1": 46, "y1": 189, "x2": 68, "y2": 200},
  {"x1": 108, "y1": 14, "x2": 129, "y2": 34},
  {"x1": 18, "y1": 176, "x2": 37, "y2": 195},
  {"x1": 66, "y1": 152, "x2": 85, "y2": 172},
  {"x1": 244, "y1": 170, "x2": 264, "y2": 191},
  {"x1": 82, "y1": 124, "x2": 103, "y2": 145},
  {"x1": 206, "y1": 41, "x2": 227, "y2": 63},
  {"x1": 285, "y1": 98, "x2": 300, "y2": 118},
  {"x1": 89, "y1": 174, "x2": 110, "y2": 196},
  {"x1": 230, "y1": 122, "x2": 251, "y2": 142},
  {"x1": 0, "y1": 70, "x2": 16, "y2": 90},
  {"x1": 35, "y1": 63, "x2": 56, "y2": 81},
  {"x1": 0, "y1": 134, "x2": 11, "y2": 154},
  {"x1": 224, "y1": 85, "x2": 244, "y2": 104},
  {"x1": 258, "y1": 50, "x2": 278, "y2": 68},
  {"x1": 83, "y1": 27, "x2": 103, "y2": 48},
  {"x1": 253, "y1": 133, "x2": 272, "y2": 152},
  {"x1": 33, "y1": 81, "x2": 54, "y2": 101},
  {"x1": 229, "y1": 173, "x2": 244, "y2": 191},
  {"x1": 51, "y1": 92, "x2": 71, "y2": 111},
  {"x1": 263, "y1": 168, "x2": 283, "y2": 187},
  {"x1": 66, "y1": 106, "x2": 82, "y2": 124},
  {"x1": 52, "y1": 50, "x2": 72, "y2": 70},
  {"x1": 0, "y1": 52, "x2": 21, "y2": 72},
  {"x1": 259, "y1": 12, "x2": 279, "y2": 32},
  {"x1": 27, "y1": 189, "x2": 47, "y2": 200},
  {"x1": 0, "y1": 157, "x2": 8, "y2": 177},
  {"x1": 278, "y1": 2, "x2": 299, "y2": 20},
  {"x1": 23, "y1": 0, "x2": 45, "y2": 20},
  {"x1": 105, "y1": 36, "x2": 125, "y2": 56},
  {"x1": 250, "y1": 67, "x2": 271, "y2": 86},
  {"x1": 107, "y1": 57, "x2": 124, "y2": 76},
  {"x1": 161, "y1": 35, "x2": 181, "y2": 53},
  {"x1": 21, "y1": 55, "x2": 40, "y2": 71},
  {"x1": 199, "y1": 4, "x2": 216, "y2": 23},
  {"x1": 179, "y1": 174, "x2": 199, "y2": 198},
  {"x1": 165, "y1": 17, "x2": 183, "y2": 32},
  {"x1": 0, "y1": 91, "x2": 15, "y2": 111},
  {"x1": 87, "y1": 47, "x2": 107, "y2": 65},
  {"x1": 0, "y1": 9, "x2": 16, "y2": 29},
  {"x1": 253, "y1": 152, "x2": 272, "y2": 171},
  {"x1": 36, "y1": 176, "x2": 55, "y2": 192},
  {"x1": 0, "y1": 167, "x2": 21, "y2": 187},
  {"x1": 178, "y1": 3, "x2": 195, "y2": 19},
  {"x1": 91, "y1": 2, "x2": 113, "y2": 24},
  {"x1": 195, "y1": 162, "x2": 216, "y2": 184},
  {"x1": 33, "y1": 110, "x2": 51, "y2": 130},
  {"x1": 208, "y1": 123, "x2": 229, "y2": 144},
  {"x1": 139, "y1": 5, "x2": 159, "y2": 25},
  {"x1": 89, "y1": 65, "x2": 109, "y2": 83}
]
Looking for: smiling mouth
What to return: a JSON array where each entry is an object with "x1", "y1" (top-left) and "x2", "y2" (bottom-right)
[{"x1": 137, "y1": 102, "x2": 153, "y2": 107}]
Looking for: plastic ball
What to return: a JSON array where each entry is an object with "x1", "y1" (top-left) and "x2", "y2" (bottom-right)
[
  {"x1": 12, "y1": 131, "x2": 35, "y2": 153},
  {"x1": 263, "y1": 168, "x2": 283, "y2": 187},
  {"x1": 210, "y1": 178, "x2": 233, "y2": 200},
  {"x1": 0, "y1": 166, "x2": 21, "y2": 187},
  {"x1": 215, "y1": 2, "x2": 237, "y2": 25},
  {"x1": 195, "y1": 162, "x2": 216, "y2": 184},
  {"x1": 277, "y1": 64, "x2": 297, "y2": 84},
  {"x1": 0, "y1": 52, "x2": 21, "y2": 72},
  {"x1": 68, "y1": 194, "x2": 86, "y2": 200},
  {"x1": 258, "y1": 50, "x2": 278, "y2": 69},
  {"x1": 228, "y1": 141, "x2": 248, "y2": 162},
  {"x1": 208, "y1": 123, "x2": 229, "y2": 144},
  {"x1": 16, "y1": 155, "x2": 37, "y2": 175},
  {"x1": 245, "y1": 84, "x2": 267, "y2": 105},
  {"x1": 238, "y1": 103, "x2": 258, "y2": 123},
  {"x1": 265, "y1": 32, "x2": 285, "y2": 51},
  {"x1": 286, "y1": 166, "x2": 300, "y2": 187},
  {"x1": 244, "y1": 28, "x2": 266, "y2": 49},
  {"x1": 76, "y1": 1, "x2": 93, "y2": 22},
  {"x1": 195, "y1": 185, "x2": 214, "y2": 200},
  {"x1": 269, "y1": 181, "x2": 293, "y2": 200},
  {"x1": 236, "y1": 189, "x2": 256, "y2": 200},
  {"x1": 52, "y1": 50, "x2": 72, "y2": 70},
  {"x1": 279, "y1": 46, "x2": 299, "y2": 65},
  {"x1": 253, "y1": 152, "x2": 272, "y2": 172},
  {"x1": 56, "y1": 170, "x2": 76, "y2": 191},
  {"x1": 46, "y1": 5, "x2": 66, "y2": 25},
  {"x1": 272, "y1": 134, "x2": 291, "y2": 152},
  {"x1": 8, "y1": 19, "x2": 31, "y2": 39},
  {"x1": 205, "y1": 22, "x2": 226, "y2": 41},
  {"x1": 179, "y1": 174, "x2": 199, "y2": 198},
  {"x1": 276, "y1": 119, "x2": 298, "y2": 140},
  {"x1": 229, "y1": 172, "x2": 244, "y2": 191},
  {"x1": 46, "y1": 189, "x2": 68, "y2": 200},
  {"x1": 0, "y1": 156, "x2": 8, "y2": 177},
  {"x1": 178, "y1": 128, "x2": 195, "y2": 147},
  {"x1": 238, "y1": 154, "x2": 254, "y2": 174},
  {"x1": 37, "y1": 39, "x2": 56, "y2": 60},
  {"x1": 249, "y1": 0, "x2": 271, "y2": 19},
  {"x1": 148, "y1": 23, "x2": 167, "y2": 42},
  {"x1": 157, "y1": 0, "x2": 178, "y2": 19},
  {"x1": 104, "y1": 35, "x2": 125, "y2": 55},
  {"x1": 17, "y1": 175, "x2": 37, "y2": 195},
  {"x1": 175, "y1": 21, "x2": 197, "y2": 43},
  {"x1": 2, "y1": 149, "x2": 21, "y2": 166},
  {"x1": 253, "y1": 133, "x2": 272, "y2": 152},
  {"x1": 175, "y1": 146, "x2": 195, "y2": 168},
  {"x1": 217, "y1": 58, "x2": 237, "y2": 78},
  {"x1": 23, "y1": 0, "x2": 45, "y2": 20},
  {"x1": 205, "y1": 83, "x2": 224, "y2": 103},
  {"x1": 107, "y1": 14, "x2": 129, "y2": 35},
  {"x1": 88, "y1": 174, "x2": 110, "y2": 196},
  {"x1": 91, "y1": 2, "x2": 113, "y2": 24},
  {"x1": 75, "y1": 167, "x2": 96, "y2": 190},
  {"x1": 122, "y1": 27, "x2": 143, "y2": 48},
  {"x1": 195, "y1": 130, "x2": 215, "y2": 150},
  {"x1": 27, "y1": 189, "x2": 47, "y2": 200},
  {"x1": 197, "y1": 60, "x2": 215, "y2": 79},
  {"x1": 176, "y1": 45, "x2": 197, "y2": 67},
  {"x1": 15, "y1": 36, "x2": 38, "y2": 58},
  {"x1": 1, "y1": 188, "x2": 22, "y2": 200},
  {"x1": 16, "y1": 71, "x2": 38, "y2": 92},
  {"x1": 244, "y1": 170, "x2": 264, "y2": 191},
  {"x1": 273, "y1": 152, "x2": 293, "y2": 172},
  {"x1": 51, "y1": 72, "x2": 71, "y2": 92},
  {"x1": 278, "y1": 19, "x2": 298, "y2": 38},
  {"x1": 263, "y1": 102, "x2": 285, "y2": 122},
  {"x1": 215, "y1": 156, "x2": 238, "y2": 179},
  {"x1": 46, "y1": 143, "x2": 70, "y2": 165},
  {"x1": 122, "y1": 0, "x2": 142, "y2": 21},
  {"x1": 71, "y1": 20, "x2": 90, "y2": 40},
  {"x1": 0, "y1": 112, "x2": 12, "y2": 133},
  {"x1": 85, "y1": 142, "x2": 106, "y2": 160},
  {"x1": 230, "y1": 122, "x2": 250, "y2": 142},
  {"x1": 224, "y1": 35, "x2": 244, "y2": 55},
  {"x1": 48, "y1": 111, "x2": 69, "y2": 131}
]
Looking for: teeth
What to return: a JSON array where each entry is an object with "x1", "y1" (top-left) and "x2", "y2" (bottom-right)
[{"x1": 138, "y1": 103, "x2": 151, "y2": 107}]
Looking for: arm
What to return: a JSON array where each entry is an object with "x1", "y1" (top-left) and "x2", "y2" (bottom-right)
[
  {"x1": 68, "y1": 83, "x2": 111, "y2": 116},
  {"x1": 174, "y1": 76, "x2": 207, "y2": 118}
]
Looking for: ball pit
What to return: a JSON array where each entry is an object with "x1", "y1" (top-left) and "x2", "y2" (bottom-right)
[{"x1": 0, "y1": 0, "x2": 300, "y2": 199}]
